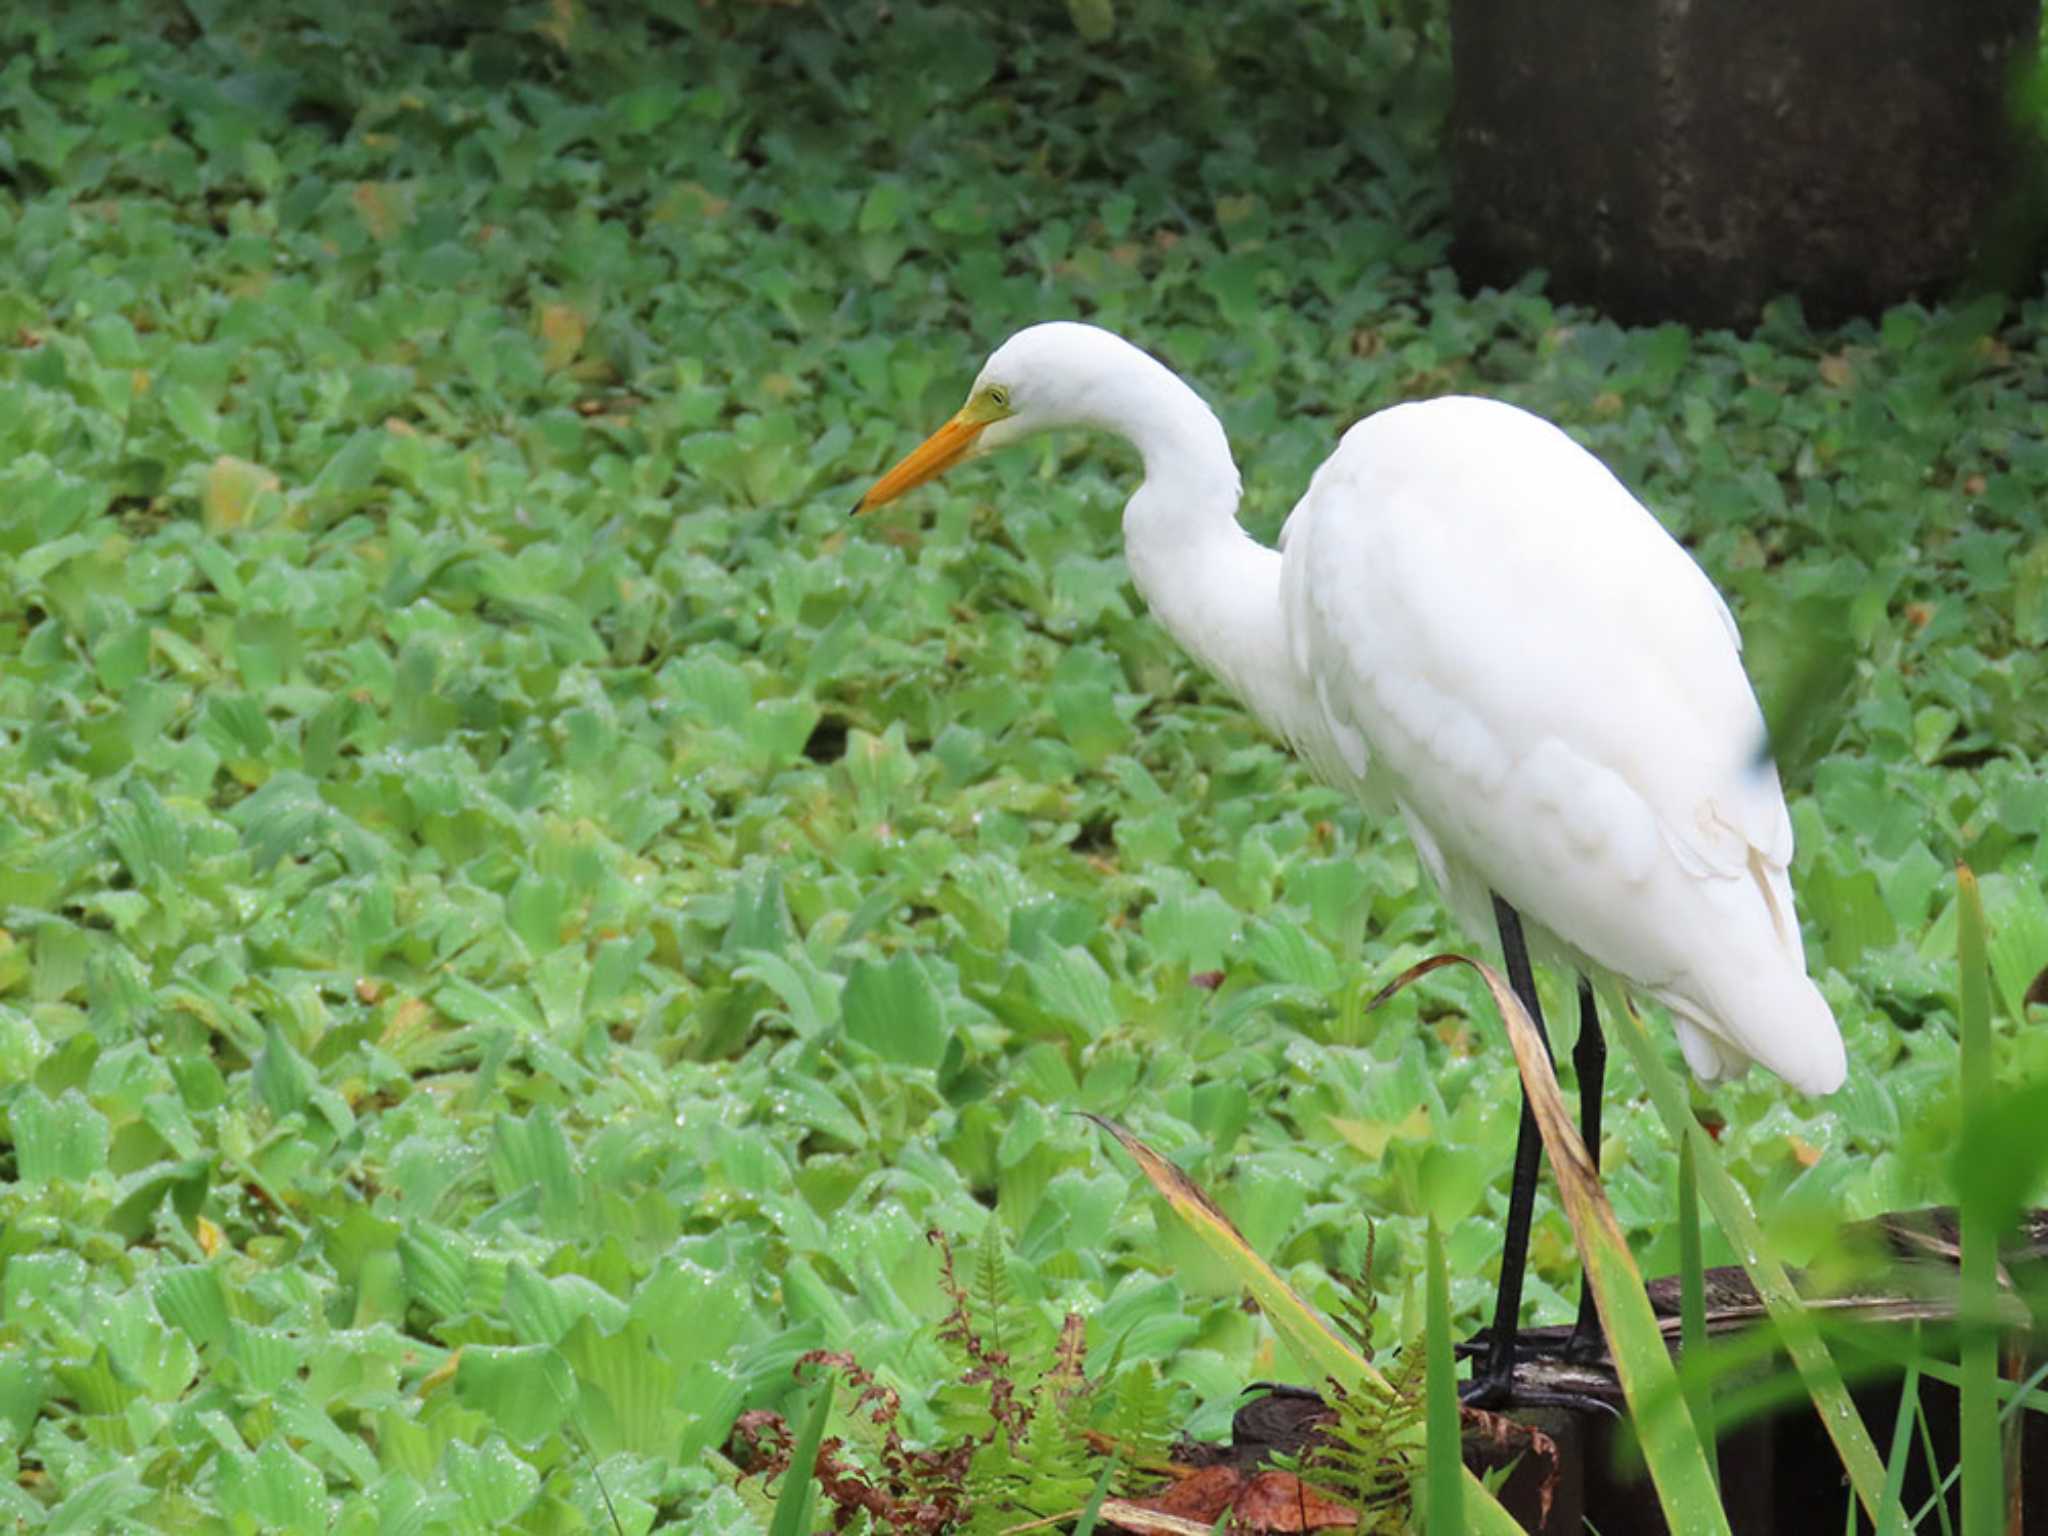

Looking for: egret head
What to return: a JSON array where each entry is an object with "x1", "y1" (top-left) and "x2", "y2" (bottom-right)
[{"x1": 854, "y1": 322, "x2": 1137, "y2": 512}]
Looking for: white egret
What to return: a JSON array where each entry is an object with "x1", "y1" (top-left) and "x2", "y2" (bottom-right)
[{"x1": 857, "y1": 321, "x2": 1846, "y2": 1404}]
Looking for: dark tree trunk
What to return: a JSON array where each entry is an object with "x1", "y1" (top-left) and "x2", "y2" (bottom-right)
[{"x1": 1450, "y1": 0, "x2": 2043, "y2": 329}]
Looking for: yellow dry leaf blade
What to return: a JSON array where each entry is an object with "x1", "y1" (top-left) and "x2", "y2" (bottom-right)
[
  {"x1": 1327, "y1": 1106, "x2": 1429, "y2": 1158},
  {"x1": 203, "y1": 455, "x2": 280, "y2": 532},
  {"x1": 351, "y1": 181, "x2": 406, "y2": 242},
  {"x1": 536, "y1": 0, "x2": 577, "y2": 50},
  {"x1": 1085, "y1": 1114, "x2": 1525, "y2": 1536},
  {"x1": 537, "y1": 303, "x2": 588, "y2": 372}
]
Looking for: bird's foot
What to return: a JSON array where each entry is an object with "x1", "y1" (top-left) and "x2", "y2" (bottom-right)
[
  {"x1": 1457, "y1": 1367, "x2": 1518, "y2": 1411},
  {"x1": 1460, "y1": 1367, "x2": 1622, "y2": 1418},
  {"x1": 1559, "y1": 1327, "x2": 1606, "y2": 1367}
]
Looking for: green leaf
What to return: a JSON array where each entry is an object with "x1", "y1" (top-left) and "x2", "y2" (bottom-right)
[
  {"x1": 1144, "y1": 886, "x2": 1239, "y2": 975},
  {"x1": 1874, "y1": 1350, "x2": 1922, "y2": 1536},
  {"x1": 1982, "y1": 871, "x2": 2048, "y2": 1021},
  {"x1": 1050, "y1": 676, "x2": 1130, "y2": 766},
  {"x1": 230, "y1": 1322, "x2": 309, "y2": 1394},
  {"x1": 1244, "y1": 916, "x2": 1339, "y2": 991},
  {"x1": 504, "y1": 1262, "x2": 628, "y2": 1346},
  {"x1": 1028, "y1": 944, "x2": 1119, "y2": 1039},
  {"x1": 45, "y1": 1465, "x2": 153, "y2": 1535},
  {"x1": 164, "y1": 385, "x2": 223, "y2": 453},
  {"x1": 1807, "y1": 852, "x2": 1899, "y2": 971},
  {"x1": 557, "y1": 1316, "x2": 680, "y2": 1458},
  {"x1": 1066, "y1": 0, "x2": 1115, "y2": 41},
  {"x1": 455, "y1": 1346, "x2": 576, "y2": 1445},
  {"x1": 398, "y1": 1224, "x2": 472, "y2": 1322},
  {"x1": 152, "y1": 1264, "x2": 232, "y2": 1351},
  {"x1": 2014, "y1": 536, "x2": 2048, "y2": 644},
  {"x1": 443, "y1": 1436, "x2": 542, "y2": 1527},
  {"x1": 633, "y1": 1261, "x2": 750, "y2": 1371},
  {"x1": 101, "y1": 1290, "x2": 198, "y2": 1401},
  {"x1": 1911, "y1": 705, "x2": 1959, "y2": 764},
  {"x1": 488, "y1": 1109, "x2": 583, "y2": 1234},
  {"x1": 0, "y1": 1357, "x2": 47, "y2": 1448},
  {"x1": 841, "y1": 950, "x2": 950, "y2": 1067},
  {"x1": 253, "y1": 1022, "x2": 318, "y2": 1121},
  {"x1": 722, "y1": 865, "x2": 794, "y2": 958},
  {"x1": 769, "y1": 1373, "x2": 834, "y2": 1536},
  {"x1": 54, "y1": 1344, "x2": 142, "y2": 1415},
  {"x1": 1677, "y1": 1131, "x2": 1717, "y2": 1490},
  {"x1": 12, "y1": 1088, "x2": 110, "y2": 1186},
  {"x1": 1424, "y1": 1217, "x2": 1462, "y2": 1536},
  {"x1": 217, "y1": 1441, "x2": 329, "y2": 1534},
  {"x1": 858, "y1": 180, "x2": 909, "y2": 235},
  {"x1": 734, "y1": 947, "x2": 840, "y2": 1038}
]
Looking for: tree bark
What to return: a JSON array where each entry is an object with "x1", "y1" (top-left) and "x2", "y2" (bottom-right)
[{"x1": 1451, "y1": 0, "x2": 2043, "y2": 329}]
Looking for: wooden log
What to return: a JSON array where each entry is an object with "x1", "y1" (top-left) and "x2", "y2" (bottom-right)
[
  {"x1": 1449, "y1": 0, "x2": 2043, "y2": 328},
  {"x1": 1472, "y1": 1207, "x2": 2048, "y2": 1534}
]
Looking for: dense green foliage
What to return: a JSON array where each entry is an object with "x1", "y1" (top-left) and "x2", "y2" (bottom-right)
[{"x1": 2, "y1": 1, "x2": 2045, "y2": 1529}]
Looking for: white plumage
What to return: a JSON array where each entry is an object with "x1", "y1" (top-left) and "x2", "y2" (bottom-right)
[
  {"x1": 859, "y1": 321, "x2": 1846, "y2": 1098},
  {"x1": 1282, "y1": 397, "x2": 1841, "y2": 1093}
]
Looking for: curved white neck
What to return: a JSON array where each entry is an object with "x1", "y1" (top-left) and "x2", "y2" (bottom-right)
[{"x1": 1092, "y1": 353, "x2": 1302, "y2": 741}]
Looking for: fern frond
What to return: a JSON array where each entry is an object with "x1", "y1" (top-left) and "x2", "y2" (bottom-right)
[
  {"x1": 1302, "y1": 1358, "x2": 1426, "y2": 1533},
  {"x1": 973, "y1": 1220, "x2": 1013, "y2": 1357},
  {"x1": 1275, "y1": 1239, "x2": 1428, "y2": 1535},
  {"x1": 1333, "y1": 1219, "x2": 1383, "y2": 1360},
  {"x1": 1090, "y1": 1360, "x2": 1181, "y2": 1473}
]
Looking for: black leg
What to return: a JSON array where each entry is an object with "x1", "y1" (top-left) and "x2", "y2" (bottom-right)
[
  {"x1": 1462, "y1": 895, "x2": 1556, "y2": 1408},
  {"x1": 1563, "y1": 976, "x2": 1607, "y2": 1362}
]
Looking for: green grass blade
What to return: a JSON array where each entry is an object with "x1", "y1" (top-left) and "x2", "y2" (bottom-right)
[
  {"x1": 1595, "y1": 977, "x2": 1896, "y2": 1527},
  {"x1": 1998, "y1": 1357, "x2": 2048, "y2": 1418},
  {"x1": 769, "y1": 1374, "x2": 833, "y2": 1536},
  {"x1": 1072, "y1": 1453, "x2": 1120, "y2": 1536},
  {"x1": 1424, "y1": 1216, "x2": 1462, "y2": 1536},
  {"x1": 1954, "y1": 862, "x2": 2002, "y2": 1536},
  {"x1": 1912, "y1": 1387, "x2": 1960, "y2": 1536},
  {"x1": 1875, "y1": 1334, "x2": 1922, "y2": 1536},
  {"x1": 1375, "y1": 957, "x2": 1730, "y2": 1536},
  {"x1": 1833, "y1": 1334, "x2": 2048, "y2": 1416},
  {"x1": 1677, "y1": 1129, "x2": 1717, "y2": 1491},
  {"x1": 1086, "y1": 1114, "x2": 1526, "y2": 1536}
]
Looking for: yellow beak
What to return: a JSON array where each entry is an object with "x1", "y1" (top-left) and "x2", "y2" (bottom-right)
[{"x1": 854, "y1": 409, "x2": 989, "y2": 513}]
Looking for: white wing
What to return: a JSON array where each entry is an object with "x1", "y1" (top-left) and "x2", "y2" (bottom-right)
[{"x1": 1280, "y1": 397, "x2": 1844, "y2": 1094}]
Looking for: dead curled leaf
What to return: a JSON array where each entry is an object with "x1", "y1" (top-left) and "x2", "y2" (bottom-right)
[
  {"x1": 1458, "y1": 1403, "x2": 1561, "y2": 1527},
  {"x1": 1108, "y1": 1464, "x2": 1357, "y2": 1533}
]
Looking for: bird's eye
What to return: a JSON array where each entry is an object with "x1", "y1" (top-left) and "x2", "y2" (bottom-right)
[{"x1": 987, "y1": 386, "x2": 1010, "y2": 409}]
